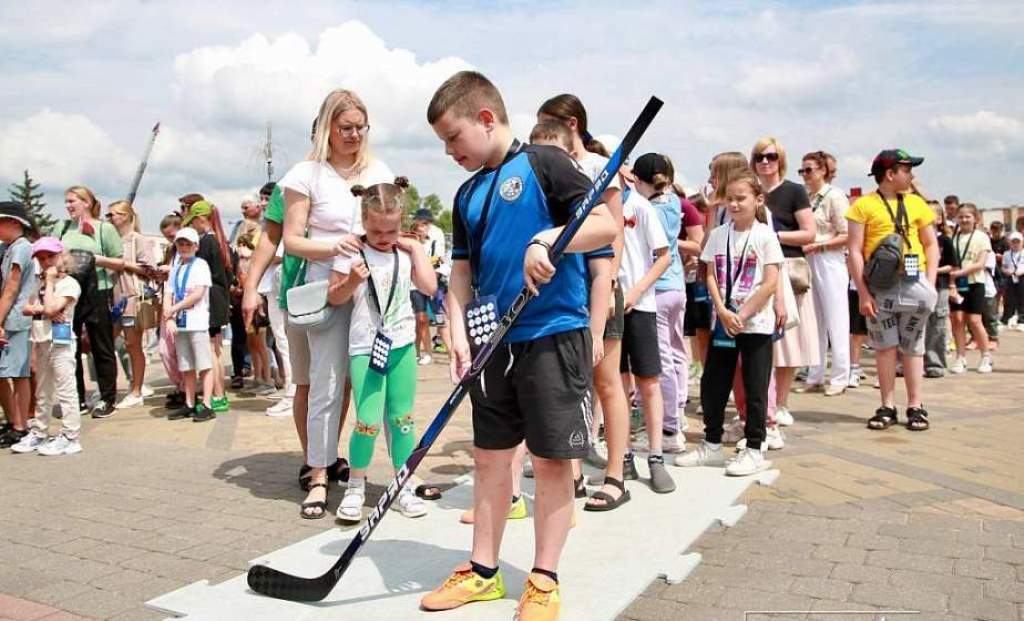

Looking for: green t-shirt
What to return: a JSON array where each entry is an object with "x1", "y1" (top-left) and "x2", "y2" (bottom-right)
[
  {"x1": 264, "y1": 185, "x2": 304, "y2": 310},
  {"x1": 60, "y1": 220, "x2": 124, "y2": 290}
]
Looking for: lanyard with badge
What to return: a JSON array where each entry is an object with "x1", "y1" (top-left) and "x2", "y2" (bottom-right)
[
  {"x1": 173, "y1": 258, "x2": 195, "y2": 328},
  {"x1": 712, "y1": 224, "x2": 751, "y2": 348},
  {"x1": 879, "y1": 193, "x2": 918, "y2": 280},
  {"x1": 953, "y1": 230, "x2": 975, "y2": 293},
  {"x1": 360, "y1": 246, "x2": 400, "y2": 374},
  {"x1": 48, "y1": 282, "x2": 74, "y2": 345},
  {"x1": 464, "y1": 141, "x2": 521, "y2": 355}
]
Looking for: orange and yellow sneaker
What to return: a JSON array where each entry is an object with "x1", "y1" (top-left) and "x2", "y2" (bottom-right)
[
  {"x1": 420, "y1": 562, "x2": 506, "y2": 611},
  {"x1": 514, "y1": 572, "x2": 561, "y2": 620}
]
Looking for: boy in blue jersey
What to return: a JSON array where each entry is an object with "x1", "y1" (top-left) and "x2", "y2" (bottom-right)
[{"x1": 421, "y1": 71, "x2": 617, "y2": 620}]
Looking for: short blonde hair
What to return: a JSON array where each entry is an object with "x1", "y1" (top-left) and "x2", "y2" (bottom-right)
[
  {"x1": 309, "y1": 89, "x2": 371, "y2": 173},
  {"x1": 751, "y1": 136, "x2": 788, "y2": 178}
]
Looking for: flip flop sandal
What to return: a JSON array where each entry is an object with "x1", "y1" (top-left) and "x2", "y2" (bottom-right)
[
  {"x1": 906, "y1": 407, "x2": 930, "y2": 431},
  {"x1": 299, "y1": 482, "x2": 329, "y2": 520},
  {"x1": 867, "y1": 407, "x2": 898, "y2": 430},
  {"x1": 574, "y1": 476, "x2": 588, "y2": 499},
  {"x1": 584, "y1": 477, "x2": 631, "y2": 512},
  {"x1": 415, "y1": 484, "x2": 443, "y2": 500}
]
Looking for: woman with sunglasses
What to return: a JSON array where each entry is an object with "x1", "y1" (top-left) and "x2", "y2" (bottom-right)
[
  {"x1": 750, "y1": 138, "x2": 818, "y2": 429},
  {"x1": 797, "y1": 152, "x2": 851, "y2": 396}
]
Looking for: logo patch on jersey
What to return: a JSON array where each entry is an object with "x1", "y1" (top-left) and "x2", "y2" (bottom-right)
[{"x1": 499, "y1": 176, "x2": 523, "y2": 202}]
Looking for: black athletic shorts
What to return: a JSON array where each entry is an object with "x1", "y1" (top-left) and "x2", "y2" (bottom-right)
[
  {"x1": 949, "y1": 282, "x2": 985, "y2": 315},
  {"x1": 602, "y1": 285, "x2": 625, "y2": 341},
  {"x1": 683, "y1": 282, "x2": 711, "y2": 335},
  {"x1": 848, "y1": 289, "x2": 868, "y2": 336},
  {"x1": 410, "y1": 290, "x2": 430, "y2": 314},
  {"x1": 620, "y1": 310, "x2": 661, "y2": 377},
  {"x1": 469, "y1": 328, "x2": 592, "y2": 459}
]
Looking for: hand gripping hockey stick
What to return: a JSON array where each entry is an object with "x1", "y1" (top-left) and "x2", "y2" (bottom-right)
[{"x1": 247, "y1": 96, "x2": 663, "y2": 602}]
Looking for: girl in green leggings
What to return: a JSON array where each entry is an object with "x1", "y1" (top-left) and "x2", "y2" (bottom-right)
[{"x1": 328, "y1": 178, "x2": 437, "y2": 522}]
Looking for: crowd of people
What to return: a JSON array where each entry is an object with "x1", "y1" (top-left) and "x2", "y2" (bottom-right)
[{"x1": 1, "y1": 71, "x2": 1020, "y2": 620}]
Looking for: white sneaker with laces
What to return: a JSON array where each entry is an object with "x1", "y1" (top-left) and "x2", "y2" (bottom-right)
[
  {"x1": 140, "y1": 384, "x2": 155, "y2": 398},
  {"x1": 266, "y1": 397, "x2": 293, "y2": 417},
  {"x1": 721, "y1": 416, "x2": 745, "y2": 444},
  {"x1": 37, "y1": 434, "x2": 82, "y2": 456},
  {"x1": 11, "y1": 432, "x2": 47, "y2": 454},
  {"x1": 737, "y1": 425, "x2": 785, "y2": 451},
  {"x1": 978, "y1": 355, "x2": 993, "y2": 374},
  {"x1": 848, "y1": 372, "x2": 861, "y2": 388},
  {"x1": 775, "y1": 406, "x2": 794, "y2": 427},
  {"x1": 396, "y1": 487, "x2": 427, "y2": 518},
  {"x1": 255, "y1": 382, "x2": 279, "y2": 397},
  {"x1": 673, "y1": 441, "x2": 725, "y2": 467},
  {"x1": 726, "y1": 448, "x2": 771, "y2": 476},
  {"x1": 417, "y1": 354, "x2": 432, "y2": 366},
  {"x1": 662, "y1": 433, "x2": 686, "y2": 454},
  {"x1": 336, "y1": 484, "x2": 366, "y2": 522},
  {"x1": 114, "y1": 393, "x2": 144, "y2": 410},
  {"x1": 951, "y1": 357, "x2": 968, "y2": 374}
]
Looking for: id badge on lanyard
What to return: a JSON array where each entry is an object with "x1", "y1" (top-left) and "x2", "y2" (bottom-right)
[
  {"x1": 712, "y1": 310, "x2": 736, "y2": 349},
  {"x1": 52, "y1": 322, "x2": 73, "y2": 345},
  {"x1": 953, "y1": 231, "x2": 975, "y2": 292},
  {"x1": 173, "y1": 258, "x2": 195, "y2": 330},
  {"x1": 362, "y1": 247, "x2": 400, "y2": 375},
  {"x1": 713, "y1": 226, "x2": 750, "y2": 349},
  {"x1": 903, "y1": 254, "x2": 921, "y2": 281}
]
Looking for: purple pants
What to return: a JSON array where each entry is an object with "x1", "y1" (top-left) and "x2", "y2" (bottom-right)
[{"x1": 655, "y1": 288, "x2": 688, "y2": 433}]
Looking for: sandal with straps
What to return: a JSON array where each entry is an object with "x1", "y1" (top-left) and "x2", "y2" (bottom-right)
[
  {"x1": 867, "y1": 406, "x2": 898, "y2": 430},
  {"x1": 574, "y1": 476, "x2": 588, "y2": 499},
  {"x1": 906, "y1": 406, "x2": 930, "y2": 431},
  {"x1": 584, "y1": 477, "x2": 631, "y2": 512},
  {"x1": 299, "y1": 482, "x2": 329, "y2": 520},
  {"x1": 299, "y1": 458, "x2": 349, "y2": 491}
]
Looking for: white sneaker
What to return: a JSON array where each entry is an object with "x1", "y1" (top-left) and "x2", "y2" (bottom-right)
[
  {"x1": 721, "y1": 416, "x2": 745, "y2": 444},
  {"x1": 775, "y1": 406, "x2": 794, "y2": 427},
  {"x1": 395, "y1": 487, "x2": 427, "y2": 518},
  {"x1": 1009, "y1": 316, "x2": 1019, "y2": 328},
  {"x1": 11, "y1": 432, "x2": 46, "y2": 454},
  {"x1": 265, "y1": 397, "x2": 293, "y2": 417},
  {"x1": 726, "y1": 448, "x2": 771, "y2": 476},
  {"x1": 255, "y1": 382, "x2": 279, "y2": 397},
  {"x1": 417, "y1": 354, "x2": 432, "y2": 366},
  {"x1": 140, "y1": 384, "x2": 155, "y2": 398},
  {"x1": 737, "y1": 425, "x2": 785, "y2": 451},
  {"x1": 37, "y1": 435, "x2": 82, "y2": 456},
  {"x1": 873, "y1": 376, "x2": 882, "y2": 388},
  {"x1": 336, "y1": 484, "x2": 366, "y2": 523},
  {"x1": 662, "y1": 433, "x2": 686, "y2": 454},
  {"x1": 114, "y1": 393, "x2": 144, "y2": 410},
  {"x1": 951, "y1": 357, "x2": 968, "y2": 374},
  {"x1": 1016, "y1": 324, "x2": 1024, "y2": 333},
  {"x1": 673, "y1": 441, "x2": 725, "y2": 467},
  {"x1": 978, "y1": 355, "x2": 993, "y2": 374}
]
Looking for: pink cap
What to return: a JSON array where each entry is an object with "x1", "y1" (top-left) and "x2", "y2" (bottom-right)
[{"x1": 31, "y1": 236, "x2": 64, "y2": 256}]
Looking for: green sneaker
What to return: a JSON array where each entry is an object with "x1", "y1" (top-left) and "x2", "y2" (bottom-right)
[{"x1": 211, "y1": 396, "x2": 230, "y2": 413}]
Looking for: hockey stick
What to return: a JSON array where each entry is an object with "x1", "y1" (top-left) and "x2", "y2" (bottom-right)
[{"x1": 246, "y1": 96, "x2": 663, "y2": 602}]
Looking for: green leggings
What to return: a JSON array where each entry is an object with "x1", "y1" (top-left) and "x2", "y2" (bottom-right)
[{"x1": 348, "y1": 344, "x2": 417, "y2": 471}]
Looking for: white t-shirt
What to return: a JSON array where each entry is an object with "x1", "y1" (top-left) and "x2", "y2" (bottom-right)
[
  {"x1": 348, "y1": 245, "x2": 418, "y2": 356},
  {"x1": 278, "y1": 158, "x2": 394, "y2": 282},
  {"x1": 30, "y1": 275, "x2": 81, "y2": 344},
  {"x1": 618, "y1": 189, "x2": 668, "y2": 313},
  {"x1": 425, "y1": 224, "x2": 449, "y2": 277},
  {"x1": 576, "y1": 151, "x2": 621, "y2": 192},
  {"x1": 165, "y1": 256, "x2": 212, "y2": 332},
  {"x1": 700, "y1": 221, "x2": 785, "y2": 335},
  {"x1": 1004, "y1": 248, "x2": 1024, "y2": 283}
]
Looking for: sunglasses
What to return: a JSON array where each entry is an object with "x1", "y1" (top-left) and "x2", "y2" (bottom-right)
[
  {"x1": 797, "y1": 167, "x2": 816, "y2": 175},
  {"x1": 753, "y1": 152, "x2": 780, "y2": 163}
]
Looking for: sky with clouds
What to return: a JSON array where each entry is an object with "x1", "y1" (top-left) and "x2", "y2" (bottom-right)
[{"x1": 1, "y1": 0, "x2": 1021, "y2": 231}]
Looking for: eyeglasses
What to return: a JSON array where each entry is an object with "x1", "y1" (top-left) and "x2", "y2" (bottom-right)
[
  {"x1": 753, "y1": 152, "x2": 780, "y2": 163},
  {"x1": 336, "y1": 124, "x2": 370, "y2": 136},
  {"x1": 797, "y1": 167, "x2": 816, "y2": 175}
]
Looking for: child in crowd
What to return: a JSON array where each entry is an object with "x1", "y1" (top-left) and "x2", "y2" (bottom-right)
[
  {"x1": 678, "y1": 171, "x2": 782, "y2": 476},
  {"x1": 157, "y1": 214, "x2": 185, "y2": 409},
  {"x1": 617, "y1": 171, "x2": 674, "y2": 493},
  {"x1": 0, "y1": 202, "x2": 40, "y2": 449},
  {"x1": 11, "y1": 238, "x2": 82, "y2": 455},
  {"x1": 1001, "y1": 232, "x2": 1024, "y2": 328},
  {"x1": 162, "y1": 228, "x2": 216, "y2": 422},
  {"x1": 924, "y1": 200, "x2": 955, "y2": 377},
  {"x1": 330, "y1": 178, "x2": 437, "y2": 523},
  {"x1": 949, "y1": 203, "x2": 993, "y2": 373}
]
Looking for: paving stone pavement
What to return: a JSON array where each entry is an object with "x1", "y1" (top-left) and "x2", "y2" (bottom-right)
[{"x1": 0, "y1": 332, "x2": 1022, "y2": 620}]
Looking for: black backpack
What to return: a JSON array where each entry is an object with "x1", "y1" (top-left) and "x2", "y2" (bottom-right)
[
  {"x1": 59, "y1": 220, "x2": 101, "y2": 315},
  {"x1": 864, "y1": 195, "x2": 911, "y2": 292}
]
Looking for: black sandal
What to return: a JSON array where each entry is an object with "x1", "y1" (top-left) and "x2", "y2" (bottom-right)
[
  {"x1": 574, "y1": 476, "x2": 588, "y2": 499},
  {"x1": 867, "y1": 406, "x2": 898, "y2": 430},
  {"x1": 298, "y1": 465, "x2": 313, "y2": 491},
  {"x1": 584, "y1": 477, "x2": 631, "y2": 512},
  {"x1": 299, "y1": 482, "x2": 329, "y2": 520},
  {"x1": 300, "y1": 458, "x2": 349, "y2": 491},
  {"x1": 415, "y1": 484, "x2": 443, "y2": 500},
  {"x1": 906, "y1": 406, "x2": 930, "y2": 431}
]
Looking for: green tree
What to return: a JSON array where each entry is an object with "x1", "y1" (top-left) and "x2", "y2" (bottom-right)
[{"x1": 8, "y1": 170, "x2": 56, "y2": 232}]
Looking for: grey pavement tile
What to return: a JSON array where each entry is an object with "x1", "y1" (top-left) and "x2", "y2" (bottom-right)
[
  {"x1": 896, "y1": 537, "x2": 985, "y2": 560},
  {"x1": 20, "y1": 580, "x2": 94, "y2": 609},
  {"x1": 984, "y1": 545, "x2": 1024, "y2": 565},
  {"x1": 948, "y1": 593, "x2": 1019, "y2": 621},
  {"x1": 850, "y1": 582, "x2": 948, "y2": 612},
  {"x1": 721, "y1": 588, "x2": 814, "y2": 616},
  {"x1": 106, "y1": 606, "x2": 167, "y2": 621},
  {"x1": 810, "y1": 545, "x2": 868, "y2": 565},
  {"x1": 865, "y1": 549, "x2": 955, "y2": 575},
  {"x1": 953, "y1": 558, "x2": 1018, "y2": 581},
  {"x1": 58, "y1": 586, "x2": 138, "y2": 619},
  {"x1": 984, "y1": 580, "x2": 1024, "y2": 603},
  {"x1": 789, "y1": 576, "x2": 853, "y2": 601},
  {"x1": 844, "y1": 533, "x2": 901, "y2": 551},
  {"x1": 829, "y1": 563, "x2": 894, "y2": 586},
  {"x1": 658, "y1": 581, "x2": 728, "y2": 606},
  {"x1": 888, "y1": 569, "x2": 986, "y2": 600},
  {"x1": 984, "y1": 521, "x2": 1024, "y2": 536}
]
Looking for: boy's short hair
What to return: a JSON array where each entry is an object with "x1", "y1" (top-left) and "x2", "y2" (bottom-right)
[
  {"x1": 427, "y1": 71, "x2": 509, "y2": 126},
  {"x1": 529, "y1": 120, "x2": 573, "y2": 152}
]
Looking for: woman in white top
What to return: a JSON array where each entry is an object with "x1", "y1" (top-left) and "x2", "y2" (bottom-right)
[
  {"x1": 280, "y1": 88, "x2": 394, "y2": 519},
  {"x1": 797, "y1": 151, "x2": 851, "y2": 396}
]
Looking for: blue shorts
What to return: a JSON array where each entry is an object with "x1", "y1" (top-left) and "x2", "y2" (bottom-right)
[{"x1": 0, "y1": 330, "x2": 32, "y2": 378}]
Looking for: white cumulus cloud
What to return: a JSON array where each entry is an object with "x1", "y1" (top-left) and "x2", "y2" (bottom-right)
[{"x1": 928, "y1": 110, "x2": 1024, "y2": 158}]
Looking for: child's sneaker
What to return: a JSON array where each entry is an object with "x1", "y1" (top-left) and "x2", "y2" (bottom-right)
[
  {"x1": 11, "y1": 431, "x2": 47, "y2": 454},
  {"x1": 662, "y1": 432, "x2": 686, "y2": 454},
  {"x1": 978, "y1": 355, "x2": 993, "y2": 374},
  {"x1": 396, "y1": 486, "x2": 427, "y2": 518},
  {"x1": 420, "y1": 563, "x2": 506, "y2": 611},
  {"x1": 192, "y1": 404, "x2": 216, "y2": 423},
  {"x1": 721, "y1": 416, "x2": 745, "y2": 444},
  {"x1": 515, "y1": 572, "x2": 561, "y2": 621},
  {"x1": 725, "y1": 448, "x2": 771, "y2": 477},
  {"x1": 848, "y1": 367, "x2": 862, "y2": 388},
  {"x1": 775, "y1": 406, "x2": 794, "y2": 427},
  {"x1": 37, "y1": 434, "x2": 82, "y2": 456},
  {"x1": 336, "y1": 483, "x2": 365, "y2": 523},
  {"x1": 737, "y1": 425, "x2": 785, "y2": 451},
  {"x1": 951, "y1": 357, "x2": 968, "y2": 374},
  {"x1": 673, "y1": 441, "x2": 725, "y2": 467},
  {"x1": 211, "y1": 396, "x2": 230, "y2": 413}
]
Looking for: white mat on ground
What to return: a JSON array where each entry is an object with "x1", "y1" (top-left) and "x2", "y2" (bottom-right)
[{"x1": 148, "y1": 463, "x2": 778, "y2": 620}]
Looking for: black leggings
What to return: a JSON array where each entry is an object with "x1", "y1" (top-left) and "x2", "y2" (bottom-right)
[
  {"x1": 1002, "y1": 281, "x2": 1024, "y2": 323},
  {"x1": 74, "y1": 288, "x2": 118, "y2": 407},
  {"x1": 229, "y1": 301, "x2": 249, "y2": 377},
  {"x1": 700, "y1": 333, "x2": 773, "y2": 450}
]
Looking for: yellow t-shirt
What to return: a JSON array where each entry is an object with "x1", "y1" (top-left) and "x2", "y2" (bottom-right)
[
  {"x1": 846, "y1": 192, "x2": 935, "y2": 272},
  {"x1": 952, "y1": 229, "x2": 992, "y2": 284}
]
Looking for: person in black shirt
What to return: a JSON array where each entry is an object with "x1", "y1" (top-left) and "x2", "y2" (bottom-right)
[{"x1": 924, "y1": 200, "x2": 955, "y2": 377}]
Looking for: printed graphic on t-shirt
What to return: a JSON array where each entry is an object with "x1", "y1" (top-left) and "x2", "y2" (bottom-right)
[{"x1": 713, "y1": 253, "x2": 758, "y2": 306}]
